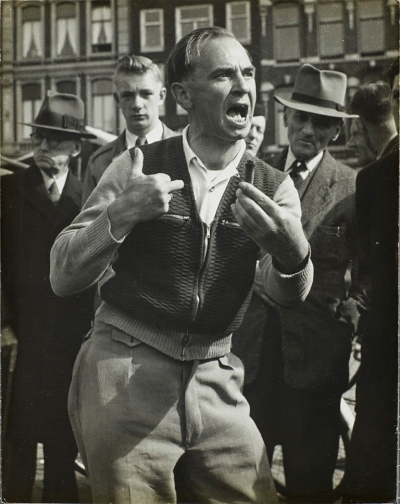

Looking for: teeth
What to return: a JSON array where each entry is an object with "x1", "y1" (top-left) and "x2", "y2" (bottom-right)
[{"x1": 227, "y1": 112, "x2": 247, "y2": 123}]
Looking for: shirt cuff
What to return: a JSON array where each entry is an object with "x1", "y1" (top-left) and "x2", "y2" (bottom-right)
[{"x1": 106, "y1": 208, "x2": 127, "y2": 243}]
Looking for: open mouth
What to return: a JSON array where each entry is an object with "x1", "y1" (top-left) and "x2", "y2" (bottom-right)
[{"x1": 226, "y1": 104, "x2": 249, "y2": 125}]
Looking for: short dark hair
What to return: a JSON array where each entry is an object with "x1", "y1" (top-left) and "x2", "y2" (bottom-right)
[
  {"x1": 351, "y1": 82, "x2": 393, "y2": 123},
  {"x1": 165, "y1": 26, "x2": 238, "y2": 88},
  {"x1": 114, "y1": 54, "x2": 163, "y2": 84},
  {"x1": 387, "y1": 58, "x2": 399, "y2": 89}
]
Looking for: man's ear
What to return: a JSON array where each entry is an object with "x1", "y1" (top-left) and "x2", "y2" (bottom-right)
[
  {"x1": 71, "y1": 140, "x2": 83, "y2": 158},
  {"x1": 283, "y1": 107, "x2": 289, "y2": 128},
  {"x1": 113, "y1": 92, "x2": 120, "y2": 106},
  {"x1": 331, "y1": 119, "x2": 344, "y2": 141},
  {"x1": 159, "y1": 87, "x2": 167, "y2": 105},
  {"x1": 171, "y1": 82, "x2": 192, "y2": 111}
]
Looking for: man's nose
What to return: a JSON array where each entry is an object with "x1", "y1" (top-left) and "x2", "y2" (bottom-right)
[
  {"x1": 347, "y1": 136, "x2": 356, "y2": 149},
  {"x1": 38, "y1": 136, "x2": 50, "y2": 150},
  {"x1": 248, "y1": 127, "x2": 256, "y2": 139},
  {"x1": 232, "y1": 72, "x2": 250, "y2": 94},
  {"x1": 301, "y1": 118, "x2": 315, "y2": 136},
  {"x1": 131, "y1": 95, "x2": 143, "y2": 109}
]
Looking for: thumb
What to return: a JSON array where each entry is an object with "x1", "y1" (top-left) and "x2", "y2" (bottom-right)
[{"x1": 130, "y1": 147, "x2": 145, "y2": 178}]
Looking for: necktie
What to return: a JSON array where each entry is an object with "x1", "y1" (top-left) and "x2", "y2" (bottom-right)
[
  {"x1": 289, "y1": 160, "x2": 308, "y2": 189},
  {"x1": 48, "y1": 181, "x2": 61, "y2": 205},
  {"x1": 135, "y1": 136, "x2": 147, "y2": 147}
]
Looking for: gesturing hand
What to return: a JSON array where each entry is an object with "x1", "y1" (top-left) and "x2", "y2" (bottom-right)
[
  {"x1": 108, "y1": 148, "x2": 185, "y2": 240},
  {"x1": 231, "y1": 181, "x2": 309, "y2": 274}
]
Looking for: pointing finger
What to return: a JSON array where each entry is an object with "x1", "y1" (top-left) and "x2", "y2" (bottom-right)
[{"x1": 165, "y1": 179, "x2": 185, "y2": 194}]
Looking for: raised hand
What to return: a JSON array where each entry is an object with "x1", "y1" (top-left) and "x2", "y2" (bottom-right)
[
  {"x1": 231, "y1": 181, "x2": 309, "y2": 274},
  {"x1": 108, "y1": 148, "x2": 184, "y2": 240}
]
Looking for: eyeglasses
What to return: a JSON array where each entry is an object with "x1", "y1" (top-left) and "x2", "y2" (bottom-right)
[{"x1": 31, "y1": 133, "x2": 64, "y2": 148}]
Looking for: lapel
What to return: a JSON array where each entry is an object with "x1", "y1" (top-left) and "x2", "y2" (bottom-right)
[
  {"x1": 299, "y1": 150, "x2": 337, "y2": 226},
  {"x1": 21, "y1": 165, "x2": 81, "y2": 226},
  {"x1": 111, "y1": 132, "x2": 127, "y2": 161},
  {"x1": 267, "y1": 147, "x2": 288, "y2": 171}
]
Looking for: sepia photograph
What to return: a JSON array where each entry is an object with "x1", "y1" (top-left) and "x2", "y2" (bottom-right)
[{"x1": 1, "y1": 1, "x2": 399, "y2": 503}]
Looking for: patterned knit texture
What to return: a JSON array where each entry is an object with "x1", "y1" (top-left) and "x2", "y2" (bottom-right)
[{"x1": 101, "y1": 136, "x2": 287, "y2": 336}]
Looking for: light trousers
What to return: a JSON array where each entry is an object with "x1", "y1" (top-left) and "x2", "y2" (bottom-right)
[{"x1": 68, "y1": 319, "x2": 278, "y2": 504}]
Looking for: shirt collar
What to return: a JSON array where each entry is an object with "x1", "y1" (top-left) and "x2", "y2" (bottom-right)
[
  {"x1": 125, "y1": 120, "x2": 164, "y2": 149},
  {"x1": 284, "y1": 146, "x2": 324, "y2": 173},
  {"x1": 182, "y1": 125, "x2": 246, "y2": 179},
  {"x1": 40, "y1": 168, "x2": 69, "y2": 194}
]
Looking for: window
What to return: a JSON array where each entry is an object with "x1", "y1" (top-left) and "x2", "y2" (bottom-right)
[
  {"x1": 273, "y1": 3, "x2": 300, "y2": 62},
  {"x1": 140, "y1": 9, "x2": 164, "y2": 52},
  {"x1": 56, "y1": 2, "x2": 78, "y2": 58},
  {"x1": 274, "y1": 88, "x2": 291, "y2": 146},
  {"x1": 358, "y1": 0, "x2": 385, "y2": 54},
  {"x1": 21, "y1": 5, "x2": 43, "y2": 59},
  {"x1": 175, "y1": 5, "x2": 213, "y2": 41},
  {"x1": 91, "y1": 0, "x2": 113, "y2": 53},
  {"x1": 226, "y1": 2, "x2": 251, "y2": 44},
  {"x1": 92, "y1": 80, "x2": 115, "y2": 133},
  {"x1": 318, "y1": 2, "x2": 344, "y2": 58},
  {"x1": 56, "y1": 81, "x2": 77, "y2": 94},
  {"x1": 22, "y1": 84, "x2": 42, "y2": 139}
]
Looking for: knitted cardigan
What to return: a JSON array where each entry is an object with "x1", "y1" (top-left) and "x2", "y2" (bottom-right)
[{"x1": 101, "y1": 136, "x2": 287, "y2": 336}]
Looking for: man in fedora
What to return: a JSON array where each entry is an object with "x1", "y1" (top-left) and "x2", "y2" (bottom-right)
[
  {"x1": 250, "y1": 64, "x2": 368, "y2": 501},
  {"x1": 2, "y1": 91, "x2": 95, "y2": 502},
  {"x1": 82, "y1": 54, "x2": 178, "y2": 203}
]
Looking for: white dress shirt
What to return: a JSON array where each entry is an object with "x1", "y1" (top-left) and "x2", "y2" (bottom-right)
[
  {"x1": 40, "y1": 168, "x2": 69, "y2": 194},
  {"x1": 125, "y1": 120, "x2": 164, "y2": 149},
  {"x1": 284, "y1": 147, "x2": 324, "y2": 182}
]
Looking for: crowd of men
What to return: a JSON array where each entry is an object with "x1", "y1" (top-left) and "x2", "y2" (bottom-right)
[{"x1": 1, "y1": 25, "x2": 398, "y2": 504}]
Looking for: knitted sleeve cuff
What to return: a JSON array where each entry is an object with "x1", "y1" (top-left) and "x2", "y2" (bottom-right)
[{"x1": 259, "y1": 245, "x2": 313, "y2": 307}]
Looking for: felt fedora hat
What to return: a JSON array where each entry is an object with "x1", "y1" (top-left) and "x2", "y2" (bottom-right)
[
  {"x1": 20, "y1": 90, "x2": 96, "y2": 138},
  {"x1": 274, "y1": 64, "x2": 358, "y2": 119}
]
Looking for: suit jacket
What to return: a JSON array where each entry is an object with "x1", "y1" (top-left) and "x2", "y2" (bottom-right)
[
  {"x1": 1, "y1": 165, "x2": 94, "y2": 438},
  {"x1": 266, "y1": 148, "x2": 368, "y2": 393},
  {"x1": 355, "y1": 147, "x2": 398, "y2": 390},
  {"x1": 82, "y1": 124, "x2": 179, "y2": 203},
  {"x1": 380, "y1": 135, "x2": 398, "y2": 159}
]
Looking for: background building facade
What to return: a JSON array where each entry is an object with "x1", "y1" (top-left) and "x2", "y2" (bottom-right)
[{"x1": 1, "y1": 0, "x2": 398, "y2": 159}]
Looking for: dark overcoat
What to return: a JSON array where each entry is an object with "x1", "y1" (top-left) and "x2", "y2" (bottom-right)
[{"x1": 1, "y1": 165, "x2": 94, "y2": 438}]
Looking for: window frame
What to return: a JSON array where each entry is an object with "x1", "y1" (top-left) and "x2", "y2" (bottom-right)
[
  {"x1": 17, "y1": 2, "x2": 45, "y2": 61},
  {"x1": 86, "y1": 0, "x2": 115, "y2": 56},
  {"x1": 18, "y1": 81, "x2": 44, "y2": 141},
  {"x1": 50, "y1": 1, "x2": 80, "y2": 59},
  {"x1": 357, "y1": 0, "x2": 385, "y2": 55},
  {"x1": 226, "y1": 1, "x2": 251, "y2": 45},
  {"x1": 273, "y1": 2, "x2": 301, "y2": 63},
  {"x1": 140, "y1": 9, "x2": 164, "y2": 53},
  {"x1": 317, "y1": 1, "x2": 345, "y2": 59},
  {"x1": 89, "y1": 77, "x2": 116, "y2": 133},
  {"x1": 175, "y1": 4, "x2": 214, "y2": 42}
]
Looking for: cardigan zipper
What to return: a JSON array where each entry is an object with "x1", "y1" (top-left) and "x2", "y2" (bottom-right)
[{"x1": 192, "y1": 222, "x2": 213, "y2": 322}]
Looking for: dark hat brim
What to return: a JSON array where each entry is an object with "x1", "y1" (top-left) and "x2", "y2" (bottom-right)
[
  {"x1": 274, "y1": 95, "x2": 358, "y2": 119},
  {"x1": 19, "y1": 121, "x2": 97, "y2": 139}
]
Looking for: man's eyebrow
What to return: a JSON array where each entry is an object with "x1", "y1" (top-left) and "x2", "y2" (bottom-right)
[{"x1": 209, "y1": 64, "x2": 255, "y2": 78}]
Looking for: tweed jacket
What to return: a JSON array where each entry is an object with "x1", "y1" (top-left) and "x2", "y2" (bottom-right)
[
  {"x1": 82, "y1": 124, "x2": 178, "y2": 203},
  {"x1": 265, "y1": 147, "x2": 368, "y2": 393},
  {"x1": 1, "y1": 165, "x2": 94, "y2": 438}
]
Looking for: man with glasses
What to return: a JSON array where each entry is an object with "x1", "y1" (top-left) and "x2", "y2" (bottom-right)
[
  {"x1": 82, "y1": 54, "x2": 178, "y2": 203},
  {"x1": 2, "y1": 91, "x2": 95, "y2": 503}
]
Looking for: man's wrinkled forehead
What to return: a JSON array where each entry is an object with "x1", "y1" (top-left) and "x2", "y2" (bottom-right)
[{"x1": 188, "y1": 36, "x2": 253, "y2": 76}]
